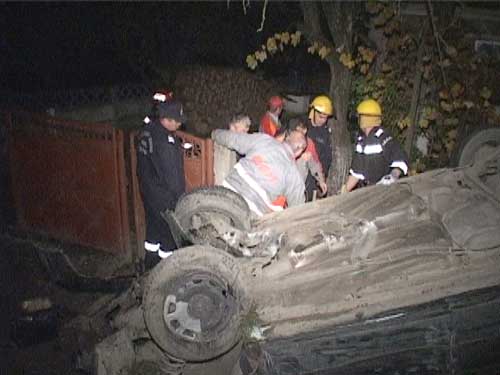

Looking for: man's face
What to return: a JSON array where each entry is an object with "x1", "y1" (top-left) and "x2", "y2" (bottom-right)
[
  {"x1": 160, "y1": 118, "x2": 181, "y2": 132},
  {"x1": 312, "y1": 111, "x2": 329, "y2": 127},
  {"x1": 230, "y1": 122, "x2": 249, "y2": 134}
]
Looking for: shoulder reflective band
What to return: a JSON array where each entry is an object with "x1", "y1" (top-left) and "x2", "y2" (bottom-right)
[
  {"x1": 349, "y1": 168, "x2": 365, "y2": 180},
  {"x1": 390, "y1": 161, "x2": 409, "y2": 175},
  {"x1": 153, "y1": 93, "x2": 167, "y2": 102},
  {"x1": 375, "y1": 128, "x2": 384, "y2": 137},
  {"x1": 144, "y1": 241, "x2": 160, "y2": 252}
]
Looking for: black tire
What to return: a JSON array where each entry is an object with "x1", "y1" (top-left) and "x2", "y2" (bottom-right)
[
  {"x1": 174, "y1": 186, "x2": 251, "y2": 248},
  {"x1": 142, "y1": 245, "x2": 248, "y2": 362},
  {"x1": 451, "y1": 126, "x2": 500, "y2": 167}
]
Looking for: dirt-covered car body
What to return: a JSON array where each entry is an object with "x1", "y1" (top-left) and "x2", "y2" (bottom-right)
[
  {"x1": 246, "y1": 152, "x2": 500, "y2": 339},
  {"x1": 80, "y1": 130, "x2": 500, "y2": 375}
]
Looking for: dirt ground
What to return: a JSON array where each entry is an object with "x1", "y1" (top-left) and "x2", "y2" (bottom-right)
[{"x1": 0, "y1": 234, "x2": 108, "y2": 375}]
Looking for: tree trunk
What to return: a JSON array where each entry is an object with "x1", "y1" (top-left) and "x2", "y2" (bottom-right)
[
  {"x1": 301, "y1": 1, "x2": 355, "y2": 194},
  {"x1": 321, "y1": 1, "x2": 356, "y2": 194}
]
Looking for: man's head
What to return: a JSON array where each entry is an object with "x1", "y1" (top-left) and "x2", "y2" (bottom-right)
[
  {"x1": 268, "y1": 96, "x2": 284, "y2": 116},
  {"x1": 229, "y1": 114, "x2": 251, "y2": 133},
  {"x1": 285, "y1": 130, "x2": 307, "y2": 159},
  {"x1": 309, "y1": 95, "x2": 333, "y2": 127},
  {"x1": 357, "y1": 99, "x2": 382, "y2": 133},
  {"x1": 157, "y1": 101, "x2": 187, "y2": 132},
  {"x1": 288, "y1": 117, "x2": 308, "y2": 136}
]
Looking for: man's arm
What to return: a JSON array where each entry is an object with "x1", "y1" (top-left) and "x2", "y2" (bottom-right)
[
  {"x1": 307, "y1": 157, "x2": 328, "y2": 195},
  {"x1": 212, "y1": 129, "x2": 261, "y2": 156},
  {"x1": 382, "y1": 134, "x2": 409, "y2": 177},
  {"x1": 284, "y1": 169, "x2": 306, "y2": 207}
]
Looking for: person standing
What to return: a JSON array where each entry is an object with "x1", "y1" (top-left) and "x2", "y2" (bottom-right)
[
  {"x1": 344, "y1": 99, "x2": 409, "y2": 192},
  {"x1": 288, "y1": 117, "x2": 328, "y2": 197},
  {"x1": 259, "y1": 96, "x2": 284, "y2": 137},
  {"x1": 305, "y1": 95, "x2": 334, "y2": 200},
  {"x1": 214, "y1": 114, "x2": 251, "y2": 185},
  {"x1": 136, "y1": 100, "x2": 187, "y2": 270}
]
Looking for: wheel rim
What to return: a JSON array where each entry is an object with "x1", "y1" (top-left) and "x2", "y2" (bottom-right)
[{"x1": 162, "y1": 271, "x2": 238, "y2": 342}]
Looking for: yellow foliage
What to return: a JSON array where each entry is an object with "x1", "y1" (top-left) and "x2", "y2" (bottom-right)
[
  {"x1": 281, "y1": 32, "x2": 290, "y2": 45},
  {"x1": 318, "y1": 46, "x2": 331, "y2": 59},
  {"x1": 398, "y1": 116, "x2": 411, "y2": 130},
  {"x1": 291, "y1": 31, "x2": 301, "y2": 47},
  {"x1": 340, "y1": 53, "x2": 355, "y2": 69},
  {"x1": 419, "y1": 118, "x2": 429, "y2": 129},
  {"x1": 360, "y1": 64, "x2": 370, "y2": 75},
  {"x1": 246, "y1": 54, "x2": 258, "y2": 70},
  {"x1": 358, "y1": 46, "x2": 376, "y2": 63},
  {"x1": 255, "y1": 50, "x2": 267, "y2": 62},
  {"x1": 266, "y1": 37, "x2": 278, "y2": 54}
]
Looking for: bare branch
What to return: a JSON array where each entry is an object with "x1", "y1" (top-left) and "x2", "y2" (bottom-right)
[
  {"x1": 426, "y1": 0, "x2": 448, "y2": 87},
  {"x1": 256, "y1": 0, "x2": 268, "y2": 32}
]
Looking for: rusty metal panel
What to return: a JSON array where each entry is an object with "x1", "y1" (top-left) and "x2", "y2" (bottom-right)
[
  {"x1": 7, "y1": 111, "x2": 130, "y2": 255},
  {"x1": 129, "y1": 129, "x2": 215, "y2": 255}
]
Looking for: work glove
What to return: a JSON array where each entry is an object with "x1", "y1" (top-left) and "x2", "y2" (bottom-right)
[
  {"x1": 377, "y1": 174, "x2": 397, "y2": 186},
  {"x1": 340, "y1": 184, "x2": 348, "y2": 194}
]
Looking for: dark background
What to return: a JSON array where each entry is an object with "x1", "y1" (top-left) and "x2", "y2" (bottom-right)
[{"x1": 0, "y1": 2, "x2": 308, "y2": 92}]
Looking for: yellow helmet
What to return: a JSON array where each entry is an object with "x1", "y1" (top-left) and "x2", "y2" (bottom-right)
[
  {"x1": 310, "y1": 95, "x2": 333, "y2": 116},
  {"x1": 356, "y1": 99, "x2": 382, "y2": 116}
]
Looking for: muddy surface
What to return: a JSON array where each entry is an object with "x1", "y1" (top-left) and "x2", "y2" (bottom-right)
[{"x1": 0, "y1": 234, "x2": 105, "y2": 375}]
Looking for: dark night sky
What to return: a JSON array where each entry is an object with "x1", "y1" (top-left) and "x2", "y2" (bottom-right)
[{"x1": 0, "y1": 1, "x2": 304, "y2": 92}]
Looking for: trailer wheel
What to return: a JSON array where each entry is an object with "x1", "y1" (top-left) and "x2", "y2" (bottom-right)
[
  {"x1": 143, "y1": 245, "x2": 247, "y2": 362},
  {"x1": 174, "y1": 186, "x2": 251, "y2": 248},
  {"x1": 451, "y1": 127, "x2": 500, "y2": 167}
]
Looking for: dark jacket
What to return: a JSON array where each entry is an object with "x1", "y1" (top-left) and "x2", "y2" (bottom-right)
[
  {"x1": 136, "y1": 120, "x2": 185, "y2": 212},
  {"x1": 307, "y1": 121, "x2": 333, "y2": 176},
  {"x1": 350, "y1": 126, "x2": 409, "y2": 185}
]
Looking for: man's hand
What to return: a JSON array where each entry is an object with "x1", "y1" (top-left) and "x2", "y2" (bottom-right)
[
  {"x1": 318, "y1": 181, "x2": 328, "y2": 196},
  {"x1": 377, "y1": 174, "x2": 397, "y2": 186}
]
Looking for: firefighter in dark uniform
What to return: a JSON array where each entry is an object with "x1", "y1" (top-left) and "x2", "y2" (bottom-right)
[
  {"x1": 344, "y1": 99, "x2": 409, "y2": 192},
  {"x1": 306, "y1": 95, "x2": 334, "y2": 200},
  {"x1": 136, "y1": 99, "x2": 187, "y2": 270}
]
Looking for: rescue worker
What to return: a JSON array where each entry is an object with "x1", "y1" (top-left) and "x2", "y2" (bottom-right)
[
  {"x1": 136, "y1": 100, "x2": 187, "y2": 270},
  {"x1": 344, "y1": 99, "x2": 409, "y2": 192},
  {"x1": 214, "y1": 114, "x2": 251, "y2": 185},
  {"x1": 306, "y1": 95, "x2": 334, "y2": 200},
  {"x1": 259, "y1": 96, "x2": 284, "y2": 137},
  {"x1": 288, "y1": 117, "x2": 328, "y2": 197},
  {"x1": 212, "y1": 128, "x2": 306, "y2": 217}
]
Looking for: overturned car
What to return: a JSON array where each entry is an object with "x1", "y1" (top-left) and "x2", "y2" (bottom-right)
[{"x1": 76, "y1": 128, "x2": 500, "y2": 375}]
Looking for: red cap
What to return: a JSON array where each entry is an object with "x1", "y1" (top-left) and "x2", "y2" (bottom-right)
[{"x1": 268, "y1": 96, "x2": 284, "y2": 111}]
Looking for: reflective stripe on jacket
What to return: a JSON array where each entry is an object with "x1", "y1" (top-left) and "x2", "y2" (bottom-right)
[{"x1": 212, "y1": 130, "x2": 305, "y2": 216}]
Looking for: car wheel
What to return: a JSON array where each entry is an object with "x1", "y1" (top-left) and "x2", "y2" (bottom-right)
[
  {"x1": 174, "y1": 186, "x2": 251, "y2": 248},
  {"x1": 451, "y1": 127, "x2": 500, "y2": 167},
  {"x1": 142, "y1": 245, "x2": 248, "y2": 362}
]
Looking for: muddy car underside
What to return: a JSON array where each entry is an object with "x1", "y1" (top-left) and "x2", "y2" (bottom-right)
[{"x1": 55, "y1": 129, "x2": 500, "y2": 375}]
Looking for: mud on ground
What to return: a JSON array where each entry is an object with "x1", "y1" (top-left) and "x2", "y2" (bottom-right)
[{"x1": 0, "y1": 234, "x2": 110, "y2": 375}]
